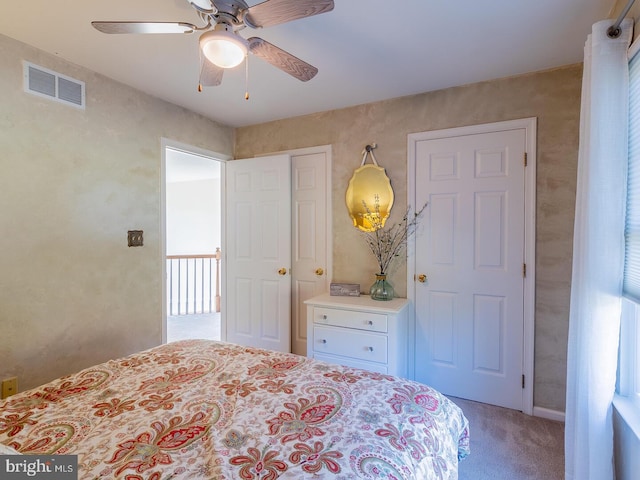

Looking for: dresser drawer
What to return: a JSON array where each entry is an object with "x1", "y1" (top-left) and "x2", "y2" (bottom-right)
[
  {"x1": 313, "y1": 325, "x2": 387, "y2": 364},
  {"x1": 313, "y1": 353, "x2": 388, "y2": 374},
  {"x1": 313, "y1": 307, "x2": 388, "y2": 333},
  {"x1": 306, "y1": 294, "x2": 410, "y2": 378}
]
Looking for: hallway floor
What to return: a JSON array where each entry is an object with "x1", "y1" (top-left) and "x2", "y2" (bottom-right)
[{"x1": 167, "y1": 313, "x2": 221, "y2": 343}]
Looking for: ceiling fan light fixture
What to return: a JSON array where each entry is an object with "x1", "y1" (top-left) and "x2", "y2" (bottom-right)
[{"x1": 200, "y1": 27, "x2": 248, "y2": 69}]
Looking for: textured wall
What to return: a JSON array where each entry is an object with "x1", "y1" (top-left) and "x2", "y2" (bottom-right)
[
  {"x1": 0, "y1": 29, "x2": 581, "y2": 411},
  {"x1": 236, "y1": 65, "x2": 582, "y2": 412},
  {"x1": 0, "y1": 34, "x2": 234, "y2": 391}
]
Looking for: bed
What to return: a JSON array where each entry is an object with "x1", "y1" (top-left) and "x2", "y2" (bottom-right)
[{"x1": 0, "y1": 339, "x2": 469, "y2": 479}]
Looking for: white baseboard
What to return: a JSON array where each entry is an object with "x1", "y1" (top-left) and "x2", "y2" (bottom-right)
[{"x1": 533, "y1": 406, "x2": 565, "y2": 422}]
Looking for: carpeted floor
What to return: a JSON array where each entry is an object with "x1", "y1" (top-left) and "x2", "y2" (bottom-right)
[
  {"x1": 453, "y1": 397, "x2": 565, "y2": 479},
  {"x1": 167, "y1": 313, "x2": 221, "y2": 342}
]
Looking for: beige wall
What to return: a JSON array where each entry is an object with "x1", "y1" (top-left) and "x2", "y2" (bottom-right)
[
  {"x1": 0, "y1": 29, "x2": 581, "y2": 412},
  {"x1": 0, "y1": 34, "x2": 234, "y2": 391},
  {"x1": 236, "y1": 65, "x2": 582, "y2": 412}
]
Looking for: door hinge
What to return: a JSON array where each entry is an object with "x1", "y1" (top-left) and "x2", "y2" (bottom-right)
[
  {"x1": 523, "y1": 263, "x2": 526, "y2": 278},
  {"x1": 524, "y1": 152, "x2": 528, "y2": 167},
  {"x1": 522, "y1": 374, "x2": 525, "y2": 389}
]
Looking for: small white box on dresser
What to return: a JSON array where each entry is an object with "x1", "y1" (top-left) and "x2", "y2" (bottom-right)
[{"x1": 305, "y1": 293, "x2": 410, "y2": 377}]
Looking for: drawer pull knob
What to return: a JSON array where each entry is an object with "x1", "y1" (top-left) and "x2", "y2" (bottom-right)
[
  {"x1": 322, "y1": 314, "x2": 327, "y2": 320},
  {"x1": 367, "y1": 346, "x2": 374, "y2": 352},
  {"x1": 367, "y1": 320, "x2": 373, "y2": 325},
  {"x1": 321, "y1": 339, "x2": 327, "y2": 344}
]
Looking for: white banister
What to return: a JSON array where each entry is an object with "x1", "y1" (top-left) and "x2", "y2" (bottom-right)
[{"x1": 167, "y1": 250, "x2": 221, "y2": 315}]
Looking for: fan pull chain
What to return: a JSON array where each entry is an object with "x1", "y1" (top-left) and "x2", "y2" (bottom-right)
[
  {"x1": 197, "y1": 50, "x2": 204, "y2": 92},
  {"x1": 245, "y1": 53, "x2": 250, "y2": 100}
]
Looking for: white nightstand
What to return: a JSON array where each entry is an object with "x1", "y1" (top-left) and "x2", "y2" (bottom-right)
[{"x1": 305, "y1": 293, "x2": 410, "y2": 377}]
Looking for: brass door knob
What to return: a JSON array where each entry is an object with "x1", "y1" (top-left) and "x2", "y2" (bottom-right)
[
  {"x1": 315, "y1": 267, "x2": 324, "y2": 276},
  {"x1": 417, "y1": 274, "x2": 427, "y2": 283},
  {"x1": 278, "y1": 268, "x2": 288, "y2": 276}
]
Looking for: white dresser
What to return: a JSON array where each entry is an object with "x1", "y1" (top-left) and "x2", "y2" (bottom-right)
[{"x1": 305, "y1": 293, "x2": 410, "y2": 377}]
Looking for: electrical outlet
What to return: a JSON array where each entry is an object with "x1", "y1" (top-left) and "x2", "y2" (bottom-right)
[{"x1": 1, "y1": 377, "x2": 17, "y2": 399}]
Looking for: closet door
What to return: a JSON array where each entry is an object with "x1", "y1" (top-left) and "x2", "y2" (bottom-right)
[
  {"x1": 409, "y1": 119, "x2": 535, "y2": 412},
  {"x1": 290, "y1": 148, "x2": 331, "y2": 356},
  {"x1": 226, "y1": 154, "x2": 291, "y2": 352}
]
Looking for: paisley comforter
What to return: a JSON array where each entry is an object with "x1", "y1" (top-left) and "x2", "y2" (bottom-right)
[{"x1": 0, "y1": 339, "x2": 469, "y2": 479}]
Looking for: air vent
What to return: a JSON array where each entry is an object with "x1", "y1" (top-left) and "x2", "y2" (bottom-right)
[{"x1": 23, "y1": 62, "x2": 85, "y2": 109}]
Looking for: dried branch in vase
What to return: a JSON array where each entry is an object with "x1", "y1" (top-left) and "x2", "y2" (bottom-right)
[{"x1": 359, "y1": 196, "x2": 427, "y2": 275}]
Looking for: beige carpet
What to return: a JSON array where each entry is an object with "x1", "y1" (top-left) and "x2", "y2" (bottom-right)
[
  {"x1": 452, "y1": 397, "x2": 565, "y2": 480},
  {"x1": 167, "y1": 313, "x2": 221, "y2": 343}
]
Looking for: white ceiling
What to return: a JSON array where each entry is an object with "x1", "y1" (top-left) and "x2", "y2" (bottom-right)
[{"x1": 1, "y1": 0, "x2": 614, "y2": 128}]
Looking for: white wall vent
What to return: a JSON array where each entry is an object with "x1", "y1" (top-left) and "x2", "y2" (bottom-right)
[{"x1": 23, "y1": 62, "x2": 85, "y2": 109}]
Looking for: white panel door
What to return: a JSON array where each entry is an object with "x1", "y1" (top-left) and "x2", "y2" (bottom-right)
[
  {"x1": 226, "y1": 155, "x2": 291, "y2": 352},
  {"x1": 411, "y1": 127, "x2": 527, "y2": 410},
  {"x1": 290, "y1": 148, "x2": 330, "y2": 356}
]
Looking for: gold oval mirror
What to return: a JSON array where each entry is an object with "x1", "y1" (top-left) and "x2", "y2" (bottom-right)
[{"x1": 345, "y1": 164, "x2": 394, "y2": 231}]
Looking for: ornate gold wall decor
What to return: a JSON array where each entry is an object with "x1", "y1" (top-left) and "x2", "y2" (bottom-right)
[{"x1": 345, "y1": 144, "x2": 394, "y2": 231}]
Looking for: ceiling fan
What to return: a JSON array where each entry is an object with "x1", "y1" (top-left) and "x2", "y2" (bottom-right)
[{"x1": 92, "y1": 0, "x2": 335, "y2": 89}]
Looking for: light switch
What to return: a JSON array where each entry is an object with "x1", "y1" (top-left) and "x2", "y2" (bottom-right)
[{"x1": 128, "y1": 230, "x2": 143, "y2": 247}]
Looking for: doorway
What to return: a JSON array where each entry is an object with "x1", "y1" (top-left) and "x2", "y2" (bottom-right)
[{"x1": 161, "y1": 139, "x2": 229, "y2": 343}]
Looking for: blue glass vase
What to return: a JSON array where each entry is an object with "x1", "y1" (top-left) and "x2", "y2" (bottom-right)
[{"x1": 370, "y1": 274, "x2": 394, "y2": 301}]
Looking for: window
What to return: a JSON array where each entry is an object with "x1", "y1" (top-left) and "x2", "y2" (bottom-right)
[
  {"x1": 619, "y1": 299, "x2": 640, "y2": 402},
  {"x1": 620, "y1": 45, "x2": 640, "y2": 406}
]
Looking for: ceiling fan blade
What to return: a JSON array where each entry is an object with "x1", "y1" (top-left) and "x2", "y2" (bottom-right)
[
  {"x1": 244, "y1": 0, "x2": 334, "y2": 28},
  {"x1": 200, "y1": 59, "x2": 224, "y2": 87},
  {"x1": 91, "y1": 21, "x2": 198, "y2": 34},
  {"x1": 248, "y1": 37, "x2": 318, "y2": 82}
]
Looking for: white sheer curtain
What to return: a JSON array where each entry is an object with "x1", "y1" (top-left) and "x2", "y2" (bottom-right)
[{"x1": 565, "y1": 18, "x2": 632, "y2": 480}]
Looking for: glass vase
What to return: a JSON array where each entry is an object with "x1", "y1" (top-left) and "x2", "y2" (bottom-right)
[{"x1": 370, "y1": 273, "x2": 394, "y2": 301}]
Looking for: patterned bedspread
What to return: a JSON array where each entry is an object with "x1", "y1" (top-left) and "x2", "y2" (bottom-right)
[{"x1": 0, "y1": 340, "x2": 469, "y2": 479}]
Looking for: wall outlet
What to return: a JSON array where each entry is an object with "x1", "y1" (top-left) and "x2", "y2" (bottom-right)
[{"x1": 1, "y1": 377, "x2": 17, "y2": 399}]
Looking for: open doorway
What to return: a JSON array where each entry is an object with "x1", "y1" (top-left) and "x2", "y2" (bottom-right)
[{"x1": 163, "y1": 142, "x2": 226, "y2": 343}]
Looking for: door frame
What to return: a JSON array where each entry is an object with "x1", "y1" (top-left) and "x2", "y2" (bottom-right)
[
  {"x1": 160, "y1": 137, "x2": 231, "y2": 344},
  {"x1": 407, "y1": 117, "x2": 536, "y2": 415}
]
